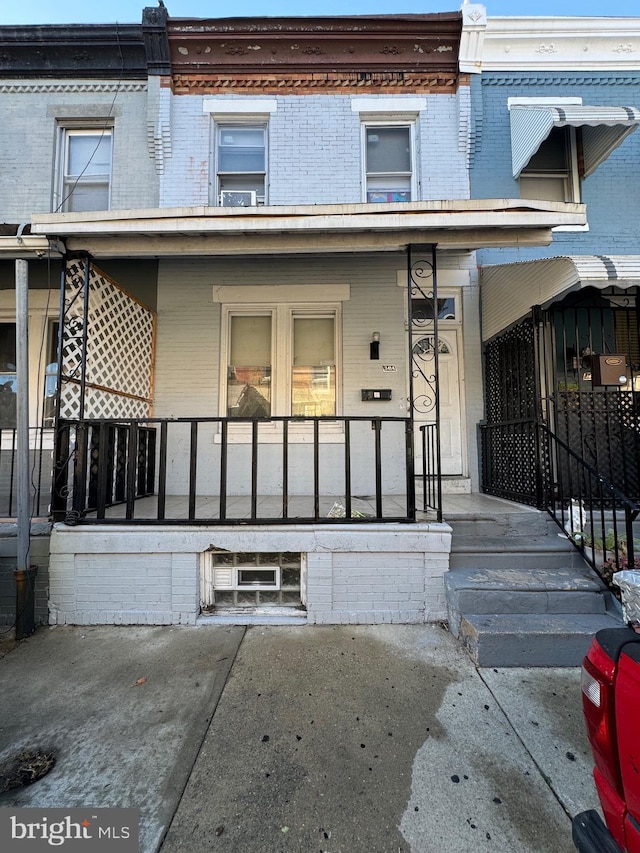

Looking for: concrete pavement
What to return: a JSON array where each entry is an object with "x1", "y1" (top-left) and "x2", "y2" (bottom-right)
[{"x1": 0, "y1": 624, "x2": 598, "y2": 852}]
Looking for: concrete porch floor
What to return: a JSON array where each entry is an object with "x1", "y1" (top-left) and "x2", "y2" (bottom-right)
[
  {"x1": 440, "y1": 492, "x2": 541, "y2": 518},
  {"x1": 77, "y1": 491, "x2": 541, "y2": 524}
]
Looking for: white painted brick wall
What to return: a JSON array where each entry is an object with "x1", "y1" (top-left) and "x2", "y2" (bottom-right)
[
  {"x1": 153, "y1": 253, "x2": 411, "y2": 495},
  {"x1": 152, "y1": 249, "x2": 482, "y2": 492},
  {"x1": 0, "y1": 80, "x2": 158, "y2": 220},
  {"x1": 48, "y1": 523, "x2": 451, "y2": 626},
  {"x1": 159, "y1": 92, "x2": 468, "y2": 207}
]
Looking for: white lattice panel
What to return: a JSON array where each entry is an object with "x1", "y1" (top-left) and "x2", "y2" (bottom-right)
[
  {"x1": 61, "y1": 260, "x2": 155, "y2": 420},
  {"x1": 58, "y1": 382, "x2": 81, "y2": 421},
  {"x1": 84, "y1": 387, "x2": 149, "y2": 420}
]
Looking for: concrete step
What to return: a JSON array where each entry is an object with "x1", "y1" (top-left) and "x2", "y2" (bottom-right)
[
  {"x1": 448, "y1": 512, "x2": 559, "y2": 540},
  {"x1": 459, "y1": 612, "x2": 623, "y2": 667},
  {"x1": 445, "y1": 567, "x2": 608, "y2": 637},
  {"x1": 449, "y1": 541, "x2": 585, "y2": 571}
]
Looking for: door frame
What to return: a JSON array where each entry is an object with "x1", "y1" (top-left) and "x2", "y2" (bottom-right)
[{"x1": 407, "y1": 286, "x2": 467, "y2": 478}]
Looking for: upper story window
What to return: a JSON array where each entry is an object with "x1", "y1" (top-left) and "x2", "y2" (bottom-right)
[
  {"x1": 510, "y1": 98, "x2": 640, "y2": 211},
  {"x1": 519, "y1": 126, "x2": 580, "y2": 203},
  {"x1": 55, "y1": 127, "x2": 113, "y2": 213},
  {"x1": 364, "y1": 124, "x2": 414, "y2": 203},
  {"x1": 216, "y1": 124, "x2": 266, "y2": 207}
]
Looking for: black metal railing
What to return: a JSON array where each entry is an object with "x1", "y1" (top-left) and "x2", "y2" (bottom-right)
[
  {"x1": 419, "y1": 423, "x2": 442, "y2": 521},
  {"x1": 542, "y1": 424, "x2": 639, "y2": 584},
  {"x1": 52, "y1": 416, "x2": 416, "y2": 525},
  {"x1": 480, "y1": 419, "x2": 545, "y2": 507},
  {"x1": 0, "y1": 427, "x2": 53, "y2": 518},
  {"x1": 481, "y1": 418, "x2": 639, "y2": 583}
]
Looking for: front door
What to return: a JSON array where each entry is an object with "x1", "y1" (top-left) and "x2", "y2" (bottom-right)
[{"x1": 412, "y1": 331, "x2": 463, "y2": 476}]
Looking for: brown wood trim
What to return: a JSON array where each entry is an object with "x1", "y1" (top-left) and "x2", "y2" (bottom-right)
[{"x1": 166, "y1": 13, "x2": 462, "y2": 83}]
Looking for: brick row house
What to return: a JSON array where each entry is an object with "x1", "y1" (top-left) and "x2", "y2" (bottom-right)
[
  {"x1": 468, "y1": 13, "x2": 640, "y2": 584},
  {"x1": 3, "y1": 5, "x2": 623, "y2": 636}
]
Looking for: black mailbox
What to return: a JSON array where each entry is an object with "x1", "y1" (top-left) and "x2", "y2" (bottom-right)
[{"x1": 361, "y1": 389, "x2": 392, "y2": 401}]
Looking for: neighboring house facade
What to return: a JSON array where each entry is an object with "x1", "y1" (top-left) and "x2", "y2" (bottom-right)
[
  {"x1": 466, "y1": 13, "x2": 640, "y2": 552},
  {"x1": 0, "y1": 17, "x2": 162, "y2": 622},
  {"x1": 1, "y1": 6, "x2": 586, "y2": 627}
]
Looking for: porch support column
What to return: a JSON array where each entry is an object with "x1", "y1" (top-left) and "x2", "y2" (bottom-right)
[
  {"x1": 407, "y1": 243, "x2": 442, "y2": 521},
  {"x1": 14, "y1": 258, "x2": 38, "y2": 639},
  {"x1": 79, "y1": 255, "x2": 91, "y2": 418},
  {"x1": 15, "y1": 259, "x2": 30, "y2": 572}
]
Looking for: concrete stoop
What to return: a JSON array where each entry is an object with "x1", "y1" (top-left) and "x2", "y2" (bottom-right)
[
  {"x1": 445, "y1": 567, "x2": 622, "y2": 667},
  {"x1": 448, "y1": 510, "x2": 585, "y2": 571},
  {"x1": 444, "y1": 508, "x2": 622, "y2": 666}
]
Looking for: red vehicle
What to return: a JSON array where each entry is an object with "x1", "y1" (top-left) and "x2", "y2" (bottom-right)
[{"x1": 574, "y1": 627, "x2": 640, "y2": 853}]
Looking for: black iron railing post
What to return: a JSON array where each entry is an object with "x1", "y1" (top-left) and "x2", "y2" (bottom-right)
[
  {"x1": 52, "y1": 422, "x2": 70, "y2": 521},
  {"x1": 405, "y1": 419, "x2": 416, "y2": 520},
  {"x1": 626, "y1": 506, "x2": 635, "y2": 568},
  {"x1": 189, "y1": 421, "x2": 198, "y2": 520}
]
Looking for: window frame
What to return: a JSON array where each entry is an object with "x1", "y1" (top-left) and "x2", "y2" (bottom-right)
[
  {"x1": 519, "y1": 125, "x2": 581, "y2": 204},
  {"x1": 220, "y1": 302, "x2": 342, "y2": 424},
  {"x1": 0, "y1": 314, "x2": 59, "y2": 430},
  {"x1": 214, "y1": 121, "x2": 268, "y2": 207},
  {"x1": 53, "y1": 124, "x2": 113, "y2": 213},
  {"x1": 0, "y1": 321, "x2": 17, "y2": 429},
  {"x1": 361, "y1": 121, "x2": 416, "y2": 204}
]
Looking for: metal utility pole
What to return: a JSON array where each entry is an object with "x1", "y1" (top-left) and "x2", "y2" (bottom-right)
[{"x1": 14, "y1": 258, "x2": 37, "y2": 638}]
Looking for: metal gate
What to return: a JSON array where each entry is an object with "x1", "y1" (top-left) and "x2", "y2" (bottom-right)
[{"x1": 481, "y1": 287, "x2": 640, "y2": 506}]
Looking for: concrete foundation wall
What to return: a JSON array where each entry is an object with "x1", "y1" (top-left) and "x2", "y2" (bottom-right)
[{"x1": 48, "y1": 524, "x2": 452, "y2": 626}]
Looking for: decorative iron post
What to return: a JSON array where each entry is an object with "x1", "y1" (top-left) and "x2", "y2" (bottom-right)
[{"x1": 407, "y1": 244, "x2": 442, "y2": 521}]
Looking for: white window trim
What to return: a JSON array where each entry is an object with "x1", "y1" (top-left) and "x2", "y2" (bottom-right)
[
  {"x1": 351, "y1": 97, "x2": 426, "y2": 115},
  {"x1": 361, "y1": 121, "x2": 417, "y2": 204},
  {"x1": 507, "y1": 96, "x2": 582, "y2": 109},
  {"x1": 203, "y1": 98, "x2": 277, "y2": 115},
  {"x1": 213, "y1": 284, "x2": 350, "y2": 303},
  {"x1": 212, "y1": 120, "x2": 268, "y2": 207},
  {"x1": 218, "y1": 302, "x2": 342, "y2": 442},
  {"x1": 53, "y1": 124, "x2": 113, "y2": 214}
]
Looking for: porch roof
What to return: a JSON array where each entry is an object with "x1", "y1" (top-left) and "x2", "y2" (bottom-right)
[
  {"x1": 481, "y1": 255, "x2": 640, "y2": 342},
  {"x1": 30, "y1": 199, "x2": 586, "y2": 258}
]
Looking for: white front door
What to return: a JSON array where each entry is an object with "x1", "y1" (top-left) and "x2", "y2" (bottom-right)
[{"x1": 412, "y1": 331, "x2": 464, "y2": 476}]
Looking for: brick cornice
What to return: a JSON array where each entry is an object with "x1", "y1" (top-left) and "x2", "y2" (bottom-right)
[{"x1": 171, "y1": 71, "x2": 460, "y2": 96}]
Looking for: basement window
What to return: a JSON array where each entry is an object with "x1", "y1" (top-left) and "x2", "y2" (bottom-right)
[{"x1": 201, "y1": 551, "x2": 303, "y2": 610}]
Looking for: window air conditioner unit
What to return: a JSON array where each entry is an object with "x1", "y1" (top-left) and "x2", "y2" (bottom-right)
[
  {"x1": 220, "y1": 190, "x2": 257, "y2": 207},
  {"x1": 213, "y1": 565, "x2": 281, "y2": 591}
]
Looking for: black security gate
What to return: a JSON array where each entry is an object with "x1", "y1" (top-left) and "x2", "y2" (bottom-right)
[
  {"x1": 482, "y1": 287, "x2": 640, "y2": 507},
  {"x1": 481, "y1": 314, "x2": 546, "y2": 505}
]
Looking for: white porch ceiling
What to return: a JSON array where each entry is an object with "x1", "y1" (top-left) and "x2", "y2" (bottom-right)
[
  {"x1": 29, "y1": 199, "x2": 586, "y2": 258},
  {"x1": 481, "y1": 255, "x2": 640, "y2": 342}
]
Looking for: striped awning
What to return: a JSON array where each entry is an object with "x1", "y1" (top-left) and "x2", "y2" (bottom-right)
[
  {"x1": 481, "y1": 255, "x2": 640, "y2": 342},
  {"x1": 511, "y1": 105, "x2": 640, "y2": 178}
]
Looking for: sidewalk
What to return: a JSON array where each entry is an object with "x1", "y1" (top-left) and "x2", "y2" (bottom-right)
[{"x1": 0, "y1": 624, "x2": 597, "y2": 852}]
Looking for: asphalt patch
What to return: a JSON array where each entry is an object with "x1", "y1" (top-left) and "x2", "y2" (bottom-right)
[{"x1": 0, "y1": 748, "x2": 56, "y2": 794}]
